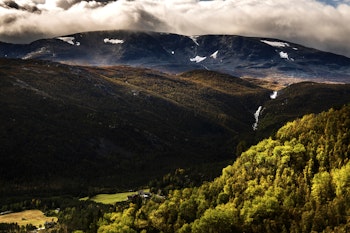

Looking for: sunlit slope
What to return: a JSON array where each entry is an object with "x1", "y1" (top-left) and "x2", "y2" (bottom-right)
[{"x1": 98, "y1": 105, "x2": 350, "y2": 233}]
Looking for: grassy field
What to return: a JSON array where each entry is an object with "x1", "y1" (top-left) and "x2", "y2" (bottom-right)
[
  {"x1": 81, "y1": 189, "x2": 150, "y2": 204},
  {"x1": 0, "y1": 210, "x2": 57, "y2": 227}
]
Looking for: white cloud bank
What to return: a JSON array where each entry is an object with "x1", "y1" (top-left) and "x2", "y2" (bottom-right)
[{"x1": 1, "y1": 0, "x2": 350, "y2": 57}]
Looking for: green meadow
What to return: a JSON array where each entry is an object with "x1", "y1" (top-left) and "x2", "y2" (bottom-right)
[
  {"x1": 0, "y1": 210, "x2": 57, "y2": 228},
  {"x1": 81, "y1": 189, "x2": 150, "y2": 204}
]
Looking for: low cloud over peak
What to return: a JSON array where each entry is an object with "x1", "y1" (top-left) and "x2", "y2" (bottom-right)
[{"x1": 1, "y1": 0, "x2": 350, "y2": 57}]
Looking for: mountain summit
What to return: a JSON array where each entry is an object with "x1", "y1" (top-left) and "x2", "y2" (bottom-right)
[{"x1": 1, "y1": 30, "x2": 350, "y2": 82}]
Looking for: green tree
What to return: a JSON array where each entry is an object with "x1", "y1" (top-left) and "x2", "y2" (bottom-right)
[
  {"x1": 311, "y1": 171, "x2": 333, "y2": 205},
  {"x1": 192, "y1": 206, "x2": 239, "y2": 233}
]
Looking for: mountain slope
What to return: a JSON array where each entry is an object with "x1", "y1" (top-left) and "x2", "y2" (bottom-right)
[
  {"x1": 1, "y1": 30, "x2": 350, "y2": 82},
  {"x1": 0, "y1": 58, "x2": 268, "y2": 197},
  {"x1": 257, "y1": 82, "x2": 350, "y2": 138},
  {"x1": 97, "y1": 105, "x2": 350, "y2": 233},
  {"x1": 1, "y1": 58, "x2": 350, "y2": 198}
]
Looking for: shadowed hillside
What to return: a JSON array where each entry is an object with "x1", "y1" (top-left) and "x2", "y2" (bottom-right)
[
  {"x1": 0, "y1": 58, "x2": 350, "y2": 199},
  {"x1": 0, "y1": 59, "x2": 268, "y2": 197},
  {"x1": 257, "y1": 82, "x2": 350, "y2": 138}
]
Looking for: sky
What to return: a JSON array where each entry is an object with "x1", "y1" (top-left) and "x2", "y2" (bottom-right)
[{"x1": 1, "y1": 0, "x2": 350, "y2": 57}]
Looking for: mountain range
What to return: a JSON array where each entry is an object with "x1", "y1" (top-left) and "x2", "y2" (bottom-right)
[{"x1": 1, "y1": 30, "x2": 350, "y2": 83}]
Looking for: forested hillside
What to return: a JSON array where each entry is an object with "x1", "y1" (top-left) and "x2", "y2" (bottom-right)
[{"x1": 97, "y1": 105, "x2": 350, "y2": 233}]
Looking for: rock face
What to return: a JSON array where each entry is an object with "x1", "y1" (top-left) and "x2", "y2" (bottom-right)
[{"x1": 1, "y1": 30, "x2": 350, "y2": 82}]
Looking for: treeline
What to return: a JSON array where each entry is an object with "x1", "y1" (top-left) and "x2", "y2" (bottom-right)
[
  {"x1": 0, "y1": 197, "x2": 113, "y2": 233},
  {"x1": 0, "y1": 223, "x2": 36, "y2": 233},
  {"x1": 97, "y1": 105, "x2": 350, "y2": 232}
]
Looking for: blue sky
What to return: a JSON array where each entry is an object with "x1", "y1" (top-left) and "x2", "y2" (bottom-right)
[
  {"x1": 319, "y1": 0, "x2": 350, "y2": 6},
  {"x1": 0, "y1": 0, "x2": 350, "y2": 57}
]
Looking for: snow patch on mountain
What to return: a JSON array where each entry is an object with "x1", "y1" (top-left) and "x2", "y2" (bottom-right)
[
  {"x1": 189, "y1": 36, "x2": 199, "y2": 46},
  {"x1": 190, "y1": 56, "x2": 207, "y2": 63},
  {"x1": 270, "y1": 91, "x2": 278, "y2": 99},
  {"x1": 57, "y1": 37, "x2": 80, "y2": 46},
  {"x1": 210, "y1": 50, "x2": 219, "y2": 59},
  {"x1": 104, "y1": 38, "x2": 124, "y2": 44},
  {"x1": 279, "y1": 51, "x2": 290, "y2": 60},
  {"x1": 261, "y1": 40, "x2": 290, "y2": 48},
  {"x1": 252, "y1": 106, "x2": 262, "y2": 131}
]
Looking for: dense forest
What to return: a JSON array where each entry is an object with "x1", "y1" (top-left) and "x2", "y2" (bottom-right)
[{"x1": 96, "y1": 105, "x2": 350, "y2": 233}]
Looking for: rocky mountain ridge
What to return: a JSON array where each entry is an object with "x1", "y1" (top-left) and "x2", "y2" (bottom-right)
[{"x1": 1, "y1": 30, "x2": 350, "y2": 82}]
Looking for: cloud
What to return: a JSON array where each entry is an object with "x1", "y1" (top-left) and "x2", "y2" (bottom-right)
[
  {"x1": 0, "y1": 0, "x2": 350, "y2": 57},
  {"x1": 1, "y1": 0, "x2": 40, "y2": 12}
]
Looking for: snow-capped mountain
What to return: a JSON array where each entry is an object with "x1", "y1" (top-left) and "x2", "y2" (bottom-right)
[{"x1": 1, "y1": 30, "x2": 350, "y2": 82}]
